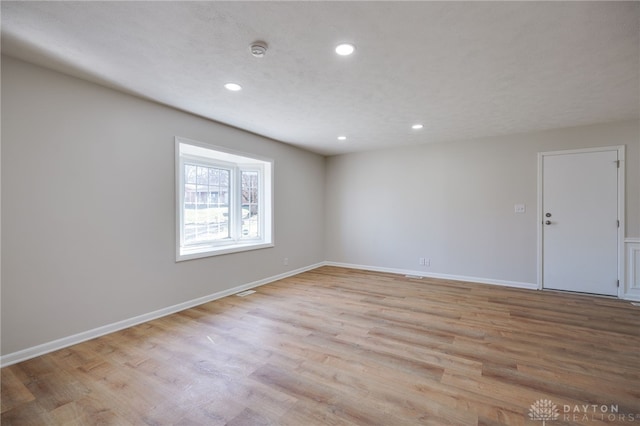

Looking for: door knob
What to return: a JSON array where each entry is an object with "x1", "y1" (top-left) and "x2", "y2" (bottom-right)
[
  {"x1": 545, "y1": 220, "x2": 552, "y2": 225},
  {"x1": 545, "y1": 213, "x2": 552, "y2": 217}
]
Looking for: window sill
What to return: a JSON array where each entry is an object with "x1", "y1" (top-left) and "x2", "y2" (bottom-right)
[{"x1": 177, "y1": 241, "x2": 274, "y2": 262}]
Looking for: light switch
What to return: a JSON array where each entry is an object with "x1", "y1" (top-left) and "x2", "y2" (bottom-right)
[{"x1": 514, "y1": 204, "x2": 526, "y2": 213}]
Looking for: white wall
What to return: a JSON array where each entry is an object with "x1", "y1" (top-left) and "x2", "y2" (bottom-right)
[
  {"x1": 1, "y1": 56, "x2": 326, "y2": 356},
  {"x1": 325, "y1": 120, "x2": 640, "y2": 285}
]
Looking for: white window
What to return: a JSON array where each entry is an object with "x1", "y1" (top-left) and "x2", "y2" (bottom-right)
[{"x1": 176, "y1": 137, "x2": 273, "y2": 261}]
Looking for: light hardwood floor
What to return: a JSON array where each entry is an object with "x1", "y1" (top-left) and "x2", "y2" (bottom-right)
[{"x1": 2, "y1": 266, "x2": 639, "y2": 425}]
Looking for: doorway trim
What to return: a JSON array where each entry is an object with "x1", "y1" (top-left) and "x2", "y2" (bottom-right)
[{"x1": 537, "y1": 145, "x2": 625, "y2": 296}]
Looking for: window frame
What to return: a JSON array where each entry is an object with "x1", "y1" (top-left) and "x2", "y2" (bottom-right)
[{"x1": 175, "y1": 137, "x2": 273, "y2": 261}]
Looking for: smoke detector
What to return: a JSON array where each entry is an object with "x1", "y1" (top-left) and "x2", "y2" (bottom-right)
[{"x1": 250, "y1": 41, "x2": 268, "y2": 58}]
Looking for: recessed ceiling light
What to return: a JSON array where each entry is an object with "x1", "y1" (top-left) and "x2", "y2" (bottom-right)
[
  {"x1": 337, "y1": 136, "x2": 347, "y2": 141},
  {"x1": 224, "y1": 83, "x2": 242, "y2": 91},
  {"x1": 335, "y1": 43, "x2": 356, "y2": 56},
  {"x1": 412, "y1": 124, "x2": 424, "y2": 130}
]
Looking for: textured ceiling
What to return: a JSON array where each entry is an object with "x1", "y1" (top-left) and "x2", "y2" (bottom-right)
[{"x1": 2, "y1": 1, "x2": 638, "y2": 156}]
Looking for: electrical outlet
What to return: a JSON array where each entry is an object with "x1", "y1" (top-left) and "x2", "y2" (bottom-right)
[
  {"x1": 425, "y1": 258, "x2": 431, "y2": 267},
  {"x1": 419, "y1": 257, "x2": 426, "y2": 266},
  {"x1": 283, "y1": 257, "x2": 288, "y2": 266}
]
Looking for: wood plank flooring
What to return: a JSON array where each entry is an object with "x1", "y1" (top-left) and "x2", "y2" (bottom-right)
[{"x1": 2, "y1": 266, "x2": 639, "y2": 425}]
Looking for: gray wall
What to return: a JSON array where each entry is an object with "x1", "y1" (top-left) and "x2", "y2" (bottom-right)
[
  {"x1": 3, "y1": 54, "x2": 638, "y2": 357},
  {"x1": 325, "y1": 120, "x2": 640, "y2": 284},
  {"x1": 1, "y1": 56, "x2": 325, "y2": 355}
]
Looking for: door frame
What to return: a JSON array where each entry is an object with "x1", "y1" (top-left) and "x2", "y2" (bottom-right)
[{"x1": 537, "y1": 145, "x2": 625, "y2": 296}]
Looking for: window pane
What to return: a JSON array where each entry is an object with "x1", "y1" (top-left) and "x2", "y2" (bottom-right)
[
  {"x1": 196, "y1": 166, "x2": 208, "y2": 184},
  {"x1": 220, "y1": 169, "x2": 229, "y2": 187},
  {"x1": 184, "y1": 165, "x2": 230, "y2": 244},
  {"x1": 185, "y1": 165, "x2": 197, "y2": 184},
  {"x1": 241, "y1": 171, "x2": 259, "y2": 239},
  {"x1": 219, "y1": 169, "x2": 230, "y2": 205}
]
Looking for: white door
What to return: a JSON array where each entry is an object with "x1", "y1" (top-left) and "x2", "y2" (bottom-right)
[{"x1": 542, "y1": 149, "x2": 619, "y2": 296}]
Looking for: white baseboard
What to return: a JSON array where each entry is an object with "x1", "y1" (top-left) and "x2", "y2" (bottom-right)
[
  {"x1": 0, "y1": 263, "x2": 324, "y2": 367},
  {"x1": 623, "y1": 294, "x2": 640, "y2": 302},
  {"x1": 3, "y1": 258, "x2": 613, "y2": 366},
  {"x1": 324, "y1": 261, "x2": 539, "y2": 290}
]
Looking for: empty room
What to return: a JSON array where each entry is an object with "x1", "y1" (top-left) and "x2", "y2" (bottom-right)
[{"x1": 1, "y1": 1, "x2": 639, "y2": 425}]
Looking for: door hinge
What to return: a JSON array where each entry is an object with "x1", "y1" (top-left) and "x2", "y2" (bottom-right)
[
  {"x1": 617, "y1": 280, "x2": 620, "y2": 288},
  {"x1": 617, "y1": 220, "x2": 620, "y2": 228},
  {"x1": 615, "y1": 160, "x2": 620, "y2": 168}
]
